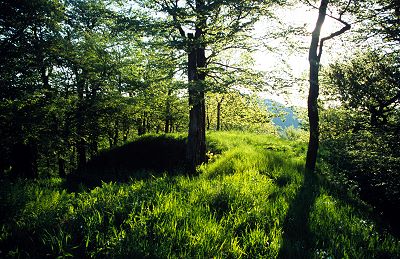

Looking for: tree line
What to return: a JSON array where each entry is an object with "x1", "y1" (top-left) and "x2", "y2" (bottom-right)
[
  {"x1": 0, "y1": 0, "x2": 281, "y2": 178},
  {"x1": 0, "y1": 0, "x2": 399, "y2": 192}
]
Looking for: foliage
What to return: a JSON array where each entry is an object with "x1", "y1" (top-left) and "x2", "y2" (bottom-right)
[
  {"x1": 279, "y1": 126, "x2": 308, "y2": 141},
  {"x1": 354, "y1": 0, "x2": 400, "y2": 47},
  {"x1": 206, "y1": 92, "x2": 277, "y2": 133},
  {"x1": 1, "y1": 132, "x2": 399, "y2": 258},
  {"x1": 0, "y1": 0, "x2": 188, "y2": 177},
  {"x1": 320, "y1": 49, "x2": 400, "y2": 233}
]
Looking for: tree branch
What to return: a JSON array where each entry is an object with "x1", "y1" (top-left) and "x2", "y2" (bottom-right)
[
  {"x1": 318, "y1": 18, "x2": 351, "y2": 59},
  {"x1": 208, "y1": 61, "x2": 247, "y2": 72}
]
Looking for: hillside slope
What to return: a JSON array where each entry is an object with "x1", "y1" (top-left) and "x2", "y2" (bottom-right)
[
  {"x1": 265, "y1": 99, "x2": 301, "y2": 129},
  {"x1": 1, "y1": 132, "x2": 399, "y2": 258}
]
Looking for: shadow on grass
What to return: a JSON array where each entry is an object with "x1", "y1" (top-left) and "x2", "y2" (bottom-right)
[
  {"x1": 66, "y1": 135, "x2": 187, "y2": 190},
  {"x1": 278, "y1": 168, "x2": 398, "y2": 258},
  {"x1": 278, "y1": 170, "x2": 320, "y2": 258}
]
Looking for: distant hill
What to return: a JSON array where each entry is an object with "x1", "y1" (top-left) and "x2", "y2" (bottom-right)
[{"x1": 265, "y1": 99, "x2": 301, "y2": 129}]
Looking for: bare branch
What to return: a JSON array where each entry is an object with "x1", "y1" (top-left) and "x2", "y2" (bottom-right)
[
  {"x1": 339, "y1": 0, "x2": 352, "y2": 19},
  {"x1": 304, "y1": 0, "x2": 319, "y2": 10},
  {"x1": 318, "y1": 19, "x2": 351, "y2": 59},
  {"x1": 209, "y1": 62, "x2": 246, "y2": 72}
]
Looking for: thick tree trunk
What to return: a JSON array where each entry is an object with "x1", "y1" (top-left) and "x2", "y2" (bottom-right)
[
  {"x1": 305, "y1": 0, "x2": 328, "y2": 173},
  {"x1": 186, "y1": 0, "x2": 208, "y2": 172},
  {"x1": 186, "y1": 33, "x2": 206, "y2": 172}
]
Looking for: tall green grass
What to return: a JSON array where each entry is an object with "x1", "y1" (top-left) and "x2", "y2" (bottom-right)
[{"x1": 0, "y1": 131, "x2": 399, "y2": 258}]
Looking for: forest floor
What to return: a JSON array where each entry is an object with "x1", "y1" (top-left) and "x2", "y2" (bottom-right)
[{"x1": 1, "y1": 131, "x2": 399, "y2": 258}]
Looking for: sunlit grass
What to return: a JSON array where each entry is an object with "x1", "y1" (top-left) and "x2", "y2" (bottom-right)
[{"x1": 0, "y1": 131, "x2": 399, "y2": 258}]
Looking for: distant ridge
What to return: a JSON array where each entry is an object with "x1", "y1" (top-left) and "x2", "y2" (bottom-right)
[{"x1": 265, "y1": 99, "x2": 300, "y2": 129}]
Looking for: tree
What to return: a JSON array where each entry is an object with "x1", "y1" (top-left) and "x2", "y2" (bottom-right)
[
  {"x1": 305, "y1": 0, "x2": 351, "y2": 173},
  {"x1": 355, "y1": 0, "x2": 400, "y2": 46},
  {"x1": 133, "y1": 0, "x2": 282, "y2": 172},
  {"x1": 0, "y1": 0, "x2": 65, "y2": 177},
  {"x1": 320, "y1": 49, "x2": 400, "y2": 232}
]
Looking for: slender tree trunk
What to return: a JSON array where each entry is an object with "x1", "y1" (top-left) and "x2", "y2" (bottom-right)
[
  {"x1": 90, "y1": 139, "x2": 98, "y2": 158},
  {"x1": 40, "y1": 64, "x2": 49, "y2": 91},
  {"x1": 76, "y1": 71, "x2": 86, "y2": 170},
  {"x1": 306, "y1": 0, "x2": 351, "y2": 172},
  {"x1": 165, "y1": 90, "x2": 172, "y2": 133},
  {"x1": 58, "y1": 157, "x2": 66, "y2": 178},
  {"x1": 206, "y1": 107, "x2": 210, "y2": 131},
  {"x1": 142, "y1": 112, "x2": 147, "y2": 134},
  {"x1": 113, "y1": 122, "x2": 119, "y2": 147},
  {"x1": 108, "y1": 137, "x2": 113, "y2": 148},
  {"x1": 216, "y1": 101, "x2": 222, "y2": 131},
  {"x1": 306, "y1": 0, "x2": 328, "y2": 173},
  {"x1": 164, "y1": 119, "x2": 170, "y2": 133},
  {"x1": 138, "y1": 112, "x2": 146, "y2": 135}
]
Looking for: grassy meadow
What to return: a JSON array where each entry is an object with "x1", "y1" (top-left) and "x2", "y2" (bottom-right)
[{"x1": 1, "y1": 131, "x2": 399, "y2": 258}]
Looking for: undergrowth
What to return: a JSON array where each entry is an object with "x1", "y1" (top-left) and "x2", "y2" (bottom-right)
[{"x1": 0, "y1": 131, "x2": 399, "y2": 258}]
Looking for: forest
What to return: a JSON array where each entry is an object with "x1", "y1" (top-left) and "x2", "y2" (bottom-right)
[{"x1": 0, "y1": 0, "x2": 399, "y2": 257}]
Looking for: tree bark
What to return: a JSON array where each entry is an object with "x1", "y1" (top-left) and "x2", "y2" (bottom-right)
[
  {"x1": 306, "y1": 0, "x2": 328, "y2": 173},
  {"x1": 186, "y1": 31, "x2": 207, "y2": 172},
  {"x1": 186, "y1": 0, "x2": 208, "y2": 172}
]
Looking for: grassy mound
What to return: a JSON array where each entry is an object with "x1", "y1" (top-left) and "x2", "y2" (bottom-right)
[
  {"x1": 68, "y1": 134, "x2": 187, "y2": 187},
  {"x1": 1, "y1": 131, "x2": 399, "y2": 258}
]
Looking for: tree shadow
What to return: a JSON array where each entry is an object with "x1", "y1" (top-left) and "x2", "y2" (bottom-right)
[
  {"x1": 278, "y1": 167, "x2": 398, "y2": 258},
  {"x1": 278, "y1": 170, "x2": 320, "y2": 258},
  {"x1": 66, "y1": 135, "x2": 188, "y2": 191}
]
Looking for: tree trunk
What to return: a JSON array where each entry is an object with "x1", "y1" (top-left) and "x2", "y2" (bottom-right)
[
  {"x1": 186, "y1": 32, "x2": 206, "y2": 172},
  {"x1": 165, "y1": 89, "x2": 172, "y2": 133},
  {"x1": 76, "y1": 70, "x2": 87, "y2": 170},
  {"x1": 41, "y1": 65, "x2": 49, "y2": 91},
  {"x1": 138, "y1": 112, "x2": 147, "y2": 135},
  {"x1": 186, "y1": 0, "x2": 208, "y2": 172},
  {"x1": 206, "y1": 107, "x2": 210, "y2": 131},
  {"x1": 216, "y1": 101, "x2": 222, "y2": 131},
  {"x1": 305, "y1": 0, "x2": 328, "y2": 173},
  {"x1": 90, "y1": 139, "x2": 98, "y2": 158},
  {"x1": 58, "y1": 157, "x2": 66, "y2": 178},
  {"x1": 164, "y1": 119, "x2": 170, "y2": 134}
]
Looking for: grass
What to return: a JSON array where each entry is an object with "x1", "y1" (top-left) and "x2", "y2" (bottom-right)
[{"x1": 0, "y1": 131, "x2": 399, "y2": 258}]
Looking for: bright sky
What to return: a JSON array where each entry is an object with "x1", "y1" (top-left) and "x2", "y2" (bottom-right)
[{"x1": 254, "y1": 4, "x2": 356, "y2": 107}]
